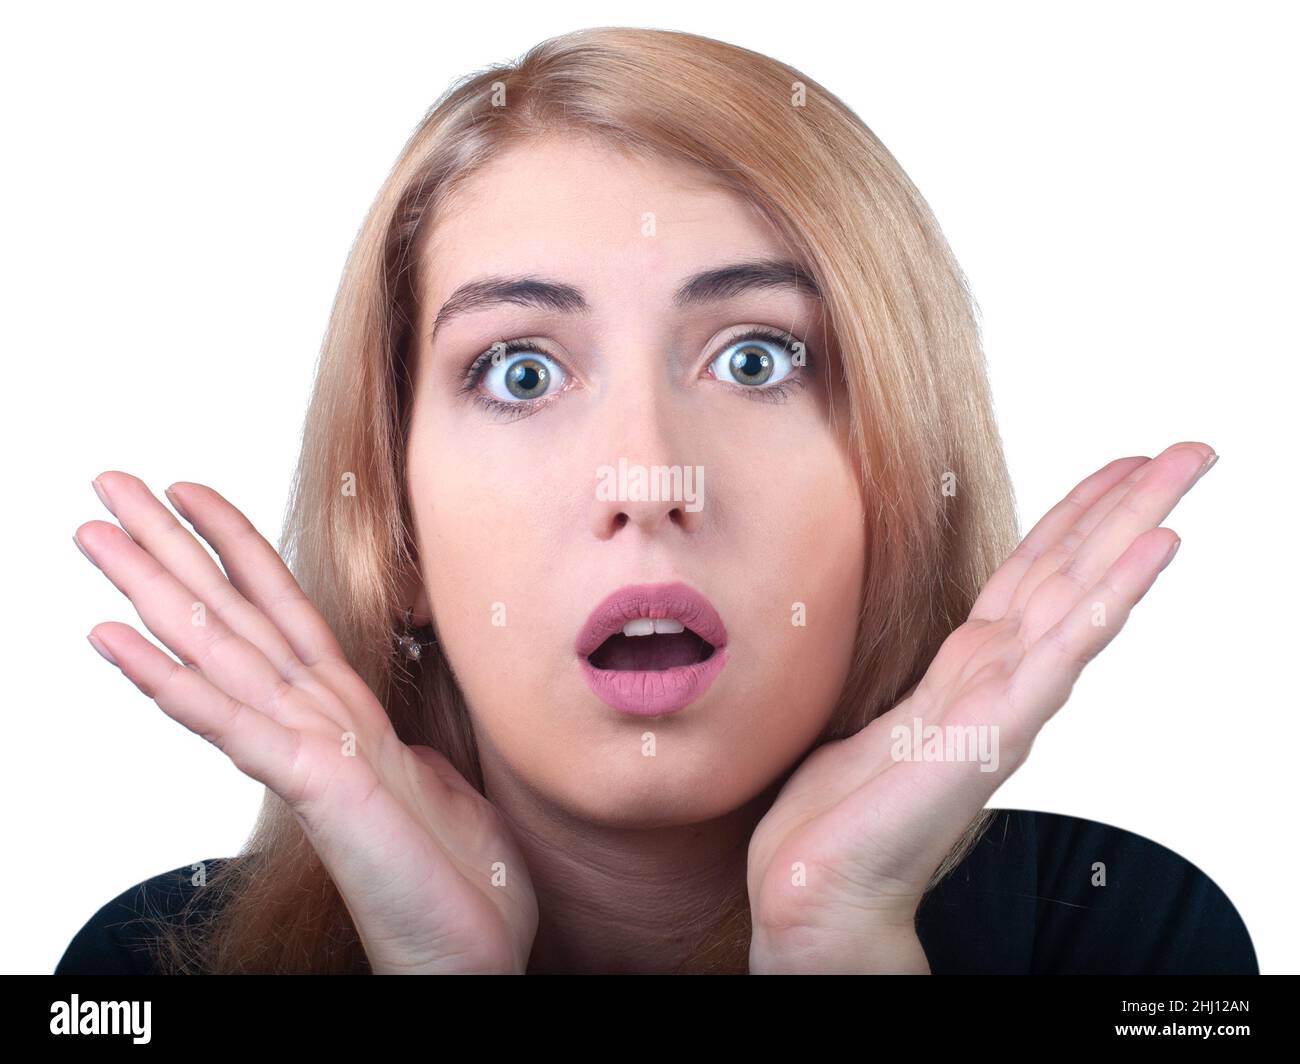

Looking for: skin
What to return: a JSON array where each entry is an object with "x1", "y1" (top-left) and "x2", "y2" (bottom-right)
[
  {"x1": 72, "y1": 131, "x2": 1219, "y2": 974},
  {"x1": 74, "y1": 474, "x2": 541, "y2": 974},
  {"x1": 400, "y1": 133, "x2": 866, "y2": 972},
  {"x1": 745, "y1": 447, "x2": 1217, "y2": 971}
]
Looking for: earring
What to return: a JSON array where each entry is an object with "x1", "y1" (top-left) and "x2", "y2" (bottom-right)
[{"x1": 397, "y1": 607, "x2": 436, "y2": 662}]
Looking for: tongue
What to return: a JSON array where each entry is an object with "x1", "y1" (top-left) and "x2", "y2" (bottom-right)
[{"x1": 589, "y1": 631, "x2": 711, "y2": 671}]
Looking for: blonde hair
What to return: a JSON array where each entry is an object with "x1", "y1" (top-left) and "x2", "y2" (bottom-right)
[{"x1": 149, "y1": 26, "x2": 1019, "y2": 974}]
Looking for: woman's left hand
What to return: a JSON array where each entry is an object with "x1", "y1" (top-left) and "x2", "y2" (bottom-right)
[{"x1": 746, "y1": 441, "x2": 1218, "y2": 973}]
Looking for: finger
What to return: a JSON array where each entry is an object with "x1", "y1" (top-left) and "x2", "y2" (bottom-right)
[
  {"x1": 850, "y1": 526, "x2": 1181, "y2": 890},
  {"x1": 998, "y1": 442, "x2": 1204, "y2": 622},
  {"x1": 163, "y1": 480, "x2": 347, "y2": 669},
  {"x1": 1017, "y1": 443, "x2": 1212, "y2": 644},
  {"x1": 87, "y1": 620, "x2": 306, "y2": 801},
  {"x1": 1002, "y1": 525, "x2": 1180, "y2": 745},
  {"x1": 968, "y1": 455, "x2": 1151, "y2": 622},
  {"x1": 73, "y1": 518, "x2": 303, "y2": 726},
  {"x1": 91, "y1": 472, "x2": 308, "y2": 684}
]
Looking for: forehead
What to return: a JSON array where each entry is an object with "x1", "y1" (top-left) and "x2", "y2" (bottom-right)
[{"x1": 420, "y1": 134, "x2": 790, "y2": 308}]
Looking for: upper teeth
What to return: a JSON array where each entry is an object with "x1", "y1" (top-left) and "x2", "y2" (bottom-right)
[{"x1": 622, "y1": 618, "x2": 686, "y2": 637}]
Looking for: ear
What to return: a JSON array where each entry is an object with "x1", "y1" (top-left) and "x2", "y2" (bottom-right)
[{"x1": 396, "y1": 562, "x2": 433, "y2": 628}]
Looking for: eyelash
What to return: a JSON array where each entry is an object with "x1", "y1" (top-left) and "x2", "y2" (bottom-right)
[{"x1": 456, "y1": 326, "x2": 814, "y2": 422}]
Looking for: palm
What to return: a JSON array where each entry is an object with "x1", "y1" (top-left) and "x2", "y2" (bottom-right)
[
  {"x1": 272, "y1": 684, "x2": 538, "y2": 973},
  {"x1": 75, "y1": 471, "x2": 538, "y2": 973},
  {"x1": 749, "y1": 443, "x2": 1217, "y2": 949}
]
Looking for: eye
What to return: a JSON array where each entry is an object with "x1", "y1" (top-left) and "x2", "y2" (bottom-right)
[
  {"x1": 480, "y1": 343, "x2": 567, "y2": 402},
  {"x1": 458, "y1": 338, "x2": 571, "y2": 420},
  {"x1": 708, "y1": 327, "x2": 809, "y2": 393}
]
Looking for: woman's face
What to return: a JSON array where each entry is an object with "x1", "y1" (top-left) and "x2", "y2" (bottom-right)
[{"x1": 404, "y1": 133, "x2": 866, "y2": 826}]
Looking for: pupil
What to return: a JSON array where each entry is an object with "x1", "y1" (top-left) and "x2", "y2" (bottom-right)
[
  {"x1": 731, "y1": 346, "x2": 773, "y2": 385},
  {"x1": 507, "y1": 359, "x2": 548, "y2": 399}
]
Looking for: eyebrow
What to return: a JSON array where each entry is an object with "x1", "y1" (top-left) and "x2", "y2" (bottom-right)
[{"x1": 429, "y1": 258, "x2": 822, "y2": 342}]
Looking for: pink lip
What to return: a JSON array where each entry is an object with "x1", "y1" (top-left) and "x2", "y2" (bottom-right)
[{"x1": 576, "y1": 581, "x2": 729, "y2": 717}]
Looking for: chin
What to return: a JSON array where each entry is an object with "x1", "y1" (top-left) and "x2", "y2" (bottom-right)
[{"x1": 539, "y1": 740, "x2": 771, "y2": 829}]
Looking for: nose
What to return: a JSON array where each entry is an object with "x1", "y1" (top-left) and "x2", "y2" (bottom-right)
[{"x1": 585, "y1": 377, "x2": 706, "y2": 541}]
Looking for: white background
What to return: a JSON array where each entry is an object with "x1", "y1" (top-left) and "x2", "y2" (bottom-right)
[{"x1": 4, "y1": 0, "x2": 1295, "y2": 973}]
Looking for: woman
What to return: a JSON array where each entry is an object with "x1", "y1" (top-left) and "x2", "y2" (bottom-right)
[{"x1": 58, "y1": 27, "x2": 1252, "y2": 974}]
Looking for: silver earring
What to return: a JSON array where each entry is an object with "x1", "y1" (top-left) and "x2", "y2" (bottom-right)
[{"x1": 397, "y1": 607, "x2": 436, "y2": 662}]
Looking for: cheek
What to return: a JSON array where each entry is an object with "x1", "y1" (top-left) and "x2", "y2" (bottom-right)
[
  {"x1": 720, "y1": 414, "x2": 865, "y2": 609},
  {"x1": 411, "y1": 432, "x2": 571, "y2": 713},
  {"x1": 723, "y1": 435, "x2": 865, "y2": 732},
  {"x1": 415, "y1": 441, "x2": 545, "y2": 621}
]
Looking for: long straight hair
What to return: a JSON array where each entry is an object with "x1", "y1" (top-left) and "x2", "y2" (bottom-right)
[{"x1": 150, "y1": 26, "x2": 1020, "y2": 974}]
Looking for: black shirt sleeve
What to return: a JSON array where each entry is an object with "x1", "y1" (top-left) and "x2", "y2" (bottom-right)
[
  {"x1": 54, "y1": 858, "x2": 229, "y2": 975},
  {"x1": 915, "y1": 809, "x2": 1258, "y2": 974}
]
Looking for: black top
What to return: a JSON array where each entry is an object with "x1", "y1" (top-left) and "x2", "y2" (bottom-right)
[{"x1": 53, "y1": 808, "x2": 1257, "y2": 975}]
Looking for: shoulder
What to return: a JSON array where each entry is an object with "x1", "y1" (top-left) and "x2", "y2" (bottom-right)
[
  {"x1": 916, "y1": 809, "x2": 1257, "y2": 974},
  {"x1": 1026, "y1": 809, "x2": 1258, "y2": 974},
  {"x1": 54, "y1": 858, "x2": 232, "y2": 975}
]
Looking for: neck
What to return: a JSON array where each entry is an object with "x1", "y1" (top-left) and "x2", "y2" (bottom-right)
[{"x1": 476, "y1": 739, "x2": 784, "y2": 975}]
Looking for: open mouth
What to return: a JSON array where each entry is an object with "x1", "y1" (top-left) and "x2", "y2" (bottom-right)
[
  {"x1": 575, "y1": 581, "x2": 729, "y2": 716},
  {"x1": 586, "y1": 622, "x2": 717, "y2": 671}
]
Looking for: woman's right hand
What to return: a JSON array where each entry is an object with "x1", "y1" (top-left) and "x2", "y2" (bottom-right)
[{"x1": 73, "y1": 471, "x2": 539, "y2": 974}]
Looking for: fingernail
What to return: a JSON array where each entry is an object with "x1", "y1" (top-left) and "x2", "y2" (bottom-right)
[
  {"x1": 87, "y1": 632, "x2": 119, "y2": 667},
  {"x1": 91, "y1": 476, "x2": 117, "y2": 516},
  {"x1": 165, "y1": 485, "x2": 192, "y2": 522},
  {"x1": 1161, "y1": 536, "x2": 1182, "y2": 569},
  {"x1": 1194, "y1": 451, "x2": 1219, "y2": 482},
  {"x1": 73, "y1": 533, "x2": 99, "y2": 568}
]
